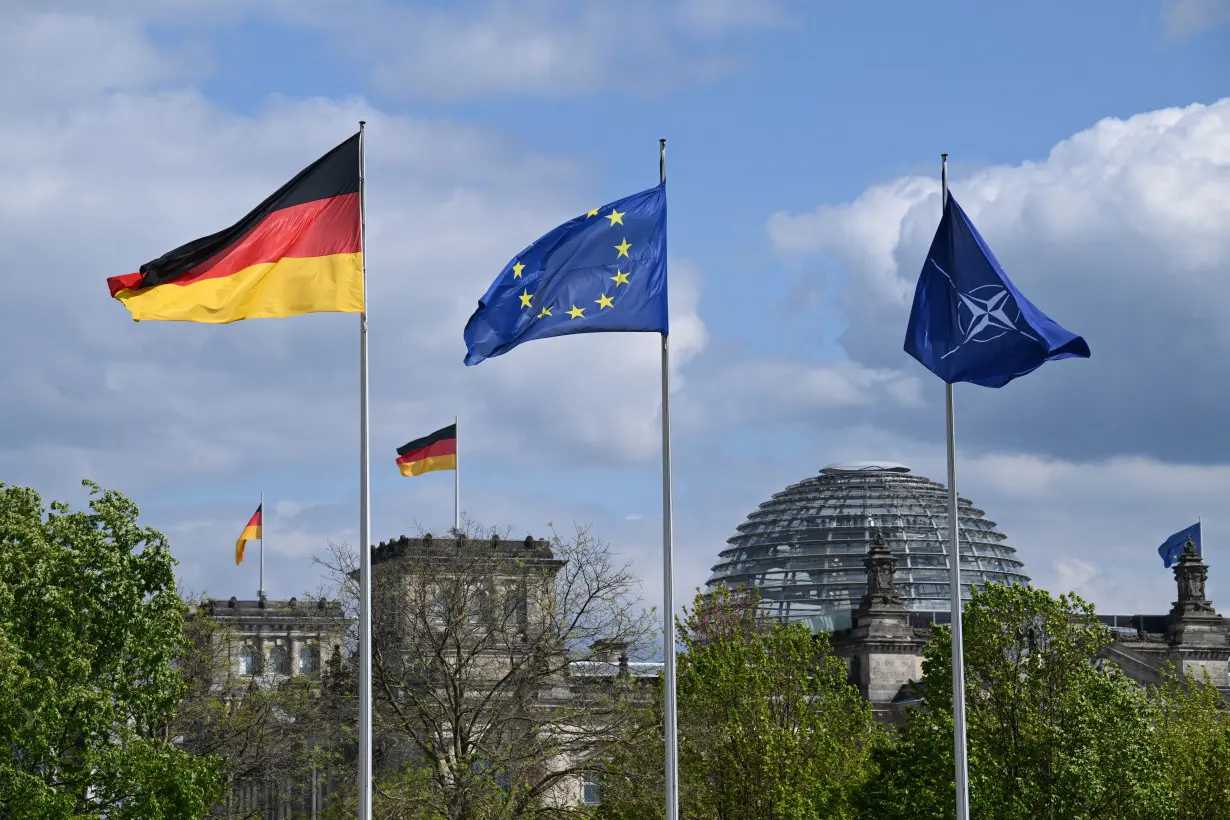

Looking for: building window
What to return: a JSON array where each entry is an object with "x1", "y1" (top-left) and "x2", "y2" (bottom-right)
[
  {"x1": 582, "y1": 775, "x2": 600, "y2": 805},
  {"x1": 269, "y1": 644, "x2": 291, "y2": 676},
  {"x1": 239, "y1": 644, "x2": 258, "y2": 676},
  {"x1": 299, "y1": 644, "x2": 319, "y2": 676}
]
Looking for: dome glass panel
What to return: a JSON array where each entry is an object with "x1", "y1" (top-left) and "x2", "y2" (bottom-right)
[{"x1": 705, "y1": 463, "x2": 1030, "y2": 631}]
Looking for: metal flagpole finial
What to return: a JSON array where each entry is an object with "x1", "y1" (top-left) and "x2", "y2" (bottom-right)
[{"x1": 941, "y1": 153, "x2": 949, "y2": 207}]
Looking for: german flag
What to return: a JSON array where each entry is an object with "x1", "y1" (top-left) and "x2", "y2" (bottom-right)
[
  {"x1": 396, "y1": 424, "x2": 457, "y2": 477},
  {"x1": 107, "y1": 133, "x2": 363, "y2": 324},
  {"x1": 235, "y1": 504, "x2": 262, "y2": 565}
]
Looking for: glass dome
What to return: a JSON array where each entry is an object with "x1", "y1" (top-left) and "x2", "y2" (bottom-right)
[{"x1": 705, "y1": 462, "x2": 1030, "y2": 631}]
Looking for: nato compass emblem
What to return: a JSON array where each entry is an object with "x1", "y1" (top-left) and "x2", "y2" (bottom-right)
[{"x1": 940, "y1": 284, "x2": 1037, "y2": 360}]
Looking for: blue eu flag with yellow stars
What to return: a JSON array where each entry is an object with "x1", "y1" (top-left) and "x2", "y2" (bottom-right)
[
  {"x1": 463, "y1": 183, "x2": 667, "y2": 365},
  {"x1": 1159, "y1": 522, "x2": 1201, "y2": 569},
  {"x1": 904, "y1": 193, "x2": 1090, "y2": 388}
]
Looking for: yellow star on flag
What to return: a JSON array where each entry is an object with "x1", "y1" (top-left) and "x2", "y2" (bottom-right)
[
  {"x1": 587, "y1": 208, "x2": 599, "y2": 218},
  {"x1": 512, "y1": 261, "x2": 526, "y2": 279},
  {"x1": 567, "y1": 305, "x2": 585, "y2": 319},
  {"x1": 596, "y1": 293, "x2": 614, "y2": 309},
  {"x1": 610, "y1": 270, "x2": 629, "y2": 286},
  {"x1": 605, "y1": 208, "x2": 625, "y2": 226},
  {"x1": 614, "y1": 238, "x2": 631, "y2": 258},
  {"x1": 537, "y1": 305, "x2": 553, "y2": 318},
  {"x1": 519, "y1": 289, "x2": 533, "y2": 308}
]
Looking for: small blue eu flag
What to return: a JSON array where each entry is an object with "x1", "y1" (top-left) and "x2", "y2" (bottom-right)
[
  {"x1": 904, "y1": 193, "x2": 1090, "y2": 388},
  {"x1": 1159, "y1": 522, "x2": 1201, "y2": 569},
  {"x1": 463, "y1": 184, "x2": 667, "y2": 365}
]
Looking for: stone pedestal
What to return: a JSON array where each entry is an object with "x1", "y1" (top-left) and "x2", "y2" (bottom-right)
[
  {"x1": 1166, "y1": 541, "x2": 1230, "y2": 687},
  {"x1": 847, "y1": 531, "x2": 928, "y2": 716}
]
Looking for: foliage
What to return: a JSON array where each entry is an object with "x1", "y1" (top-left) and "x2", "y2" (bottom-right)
[
  {"x1": 0, "y1": 481, "x2": 222, "y2": 818},
  {"x1": 1151, "y1": 663, "x2": 1230, "y2": 820},
  {"x1": 861, "y1": 582, "x2": 1172, "y2": 820},
  {"x1": 315, "y1": 520, "x2": 655, "y2": 820},
  {"x1": 598, "y1": 586, "x2": 879, "y2": 820}
]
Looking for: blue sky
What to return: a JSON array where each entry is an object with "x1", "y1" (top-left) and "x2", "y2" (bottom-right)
[{"x1": 1, "y1": 0, "x2": 1228, "y2": 628}]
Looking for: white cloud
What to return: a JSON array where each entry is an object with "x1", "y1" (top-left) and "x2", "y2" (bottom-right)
[
  {"x1": 4, "y1": 0, "x2": 789, "y2": 106},
  {"x1": 0, "y1": 9, "x2": 207, "y2": 107},
  {"x1": 319, "y1": 0, "x2": 789, "y2": 101},
  {"x1": 765, "y1": 99, "x2": 1230, "y2": 465}
]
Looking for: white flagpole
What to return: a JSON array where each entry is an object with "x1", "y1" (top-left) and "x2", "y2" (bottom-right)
[
  {"x1": 942, "y1": 152, "x2": 971, "y2": 820},
  {"x1": 357, "y1": 120, "x2": 374, "y2": 820},
  {"x1": 658, "y1": 137, "x2": 680, "y2": 820},
  {"x1": 259, "y1": 491, "x2": 265, "y2": 599},
  {"x1": 454, "y1": 414, "x2": 460, "y2": 533}
]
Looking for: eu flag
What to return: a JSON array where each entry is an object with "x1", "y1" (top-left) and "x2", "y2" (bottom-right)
[
  {"x1": 903, "y1": 194, "x2": 1090, "y2": 388},
  {"x1": 463, "y1": 183, "x2": 667, "y2": 365},
  {"x1": 1159, "y1": 522, "x2": 1201, "y2": 569}
]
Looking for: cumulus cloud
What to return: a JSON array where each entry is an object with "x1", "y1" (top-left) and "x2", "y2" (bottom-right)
[{"x1": 767, "y1": 99, "x2": 1230, "y2": 464}]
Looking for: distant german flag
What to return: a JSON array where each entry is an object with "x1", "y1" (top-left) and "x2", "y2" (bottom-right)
[
  {"x1": 235, "y1": 504, "x2": 262, "y2": 565},
  {"x1": 396, "y1": 424, "x2": 457, "y2": 477},
  {"x1": 107, "y1": 133, "x2": 363, "y2": 324}
]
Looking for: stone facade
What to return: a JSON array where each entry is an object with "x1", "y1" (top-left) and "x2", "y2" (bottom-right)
[
  {"x1": 191, "y1": 594, "x2": 348, "y2": 819},
  {"x1": 831, "y1": 530, "x2": 1230, "y2": 722},
  {"x1": 198, "y1": 593, "x2": 347, "y2": 680},
  {"x1": 366, "y1": 534, "x2": 655, "y2": 812}
]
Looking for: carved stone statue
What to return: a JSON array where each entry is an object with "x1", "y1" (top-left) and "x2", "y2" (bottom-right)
[
  {"x1": 858, "y1": 530, "x2": 903, "y2": 614},
  {"x1": 1171, "y1": 539, "x2": 1215, "y2": 617}
]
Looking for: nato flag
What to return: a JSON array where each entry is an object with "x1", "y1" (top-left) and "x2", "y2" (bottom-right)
[
  {"x1": 904, "y1": 194, "x2": 1090, "y2": 388},
  {"x1": 463, "y1": 183, "x2": 667, "y2": 365},
  {"x1": 1159, "y1": 522, "x2": 1201, "y2": 569}
]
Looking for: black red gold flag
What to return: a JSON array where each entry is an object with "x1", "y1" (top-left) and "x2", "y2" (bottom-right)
[
  {"x1": 235, "y1": 504, "x2": 263, "y2": 565},
  {"x1": 396, "y1": 424, "x2": 457, "y2": 477},
  {"x1": 107, "y1": 134, "x2": 363, "y2": 323}
]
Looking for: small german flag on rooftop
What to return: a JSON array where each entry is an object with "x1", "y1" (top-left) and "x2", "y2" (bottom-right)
[
  {"x1": 107, "y1": 133, "x2": 363, "y2": 324},
  {"x1": 235, "y1": 503, "x2": 262, "y2": 566},
  {"x1": 396, "y1": 424, "x2": 457, "y2": 477}
]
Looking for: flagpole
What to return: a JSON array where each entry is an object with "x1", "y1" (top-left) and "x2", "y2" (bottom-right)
[
  {"x1": 658, "y1": 137, "x2": 680, "y2": 820},
  {"x1": 942, "y1": 152, "x2": 971, "y2": 820},
  {"x1": 259, "y1": 491, "x2": 265, "y2": 599},
  {"x1": 454, "y1": 414, "x2": 460, "y2": 533},
  {"x1": 357, "y1": 120, "x2": 374, "y2": 820}
]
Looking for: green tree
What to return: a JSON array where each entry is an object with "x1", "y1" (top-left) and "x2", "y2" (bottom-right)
[
  {"x1": 863, "y1": 582, "x2": 1172, "y2": 820},
  {"x1": 0, "y1": 481, "x2": 222, "y2": 818},
  {"x1": 599, "y1": 586, "x2": 879, "y2": 820},
  {"x1": 1151, "y1": 663, "x2": 1230, "y2": 819}
]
